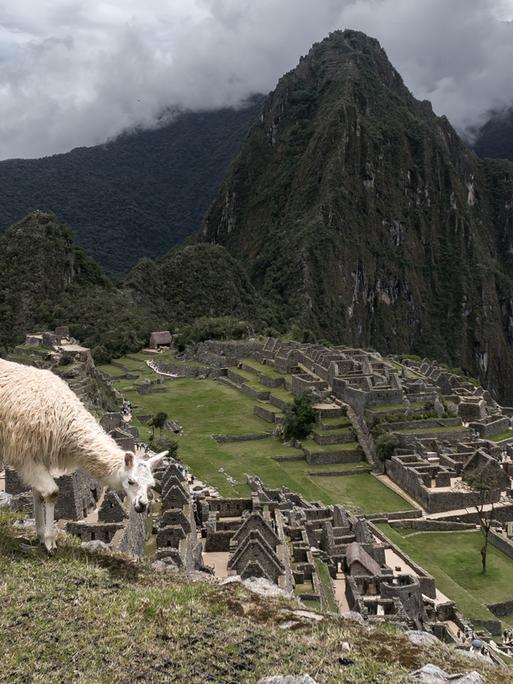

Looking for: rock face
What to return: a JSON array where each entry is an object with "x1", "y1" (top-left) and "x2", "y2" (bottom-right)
[{"x1": 202, "y1": 30, "x2": 513, "y2": 402}]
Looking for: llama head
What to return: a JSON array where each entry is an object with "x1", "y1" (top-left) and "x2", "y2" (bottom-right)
[{"x1": 120, "y1": 450, "x2": 168, "y2": 513}]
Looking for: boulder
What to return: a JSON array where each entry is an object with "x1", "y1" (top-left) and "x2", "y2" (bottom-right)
[
  {"x1": 0, "y1": 492, "x2": 13, "y2": 508},
  {"x1": 408, "y1": 664, "x2": 485, "y2": 683},
  {"x1": 406, "y1": 631, "x2": 440, "y2": 647},
  {"x1": 80, "y1": 540, "x2": 110, "y2": 552}
]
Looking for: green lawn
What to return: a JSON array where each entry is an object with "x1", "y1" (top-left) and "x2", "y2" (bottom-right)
[
  {"x1": 98, "y1": 363, "x2": 129, "y2": 377},
  {"x1": 106, "y1": 358, "x2": 411, "y2": 512},
  {"x1": 241, "y1": 358, "x2": 285, "y2": 379},
  {"x1": 393, "y1": 425, "x2": 468, "y2": 435},
  {"x1": 489, "y1": 430, "x2": 513, "y2": 443},
  {"x1": 377, "y1": 525, "x2": 513, "y2": 626},
  {"x1": 321, "y1": 416, "x2": 352, "y2": 427},
  {"x1": 269, "y1": 386, "x2": 295, "y2": 403}
]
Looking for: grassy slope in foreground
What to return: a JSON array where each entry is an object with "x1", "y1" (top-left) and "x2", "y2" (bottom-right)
[
  {"x1": 378, "y1": 524, "x2": 513, "y2": 626},
  {"x1": 105, "y1": 356, "x2": 410, "y2": 512},
  {"x1": 0, "y1": 511, "x2": 508, "y2": 684}
]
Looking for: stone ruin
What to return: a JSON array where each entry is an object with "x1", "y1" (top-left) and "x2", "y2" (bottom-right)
[
  {"x1": 153, "y1": 460, "x2": 205, "y2": 571},
  {"x1": 24, "y1": 325, "x2": 92, "y2": 363},
  {"x1": 195, "y1": 475, "x2": 456, "y2": 637}
]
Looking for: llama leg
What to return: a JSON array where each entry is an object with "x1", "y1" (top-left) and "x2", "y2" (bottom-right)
[
  {"x1": 32, "y1": 488, "x2": 45, "y2": 543},
  {"x1": 43, "y1": 492, "x2": 58, "y2": 552},
  {"x1": 23, "y1": 467, "x2": 59, "y2": 552}
]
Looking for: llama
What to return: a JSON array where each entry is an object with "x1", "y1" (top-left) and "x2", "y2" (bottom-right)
[{"x1": 0, "y1": 358, "x2": 167, "y2": 551}]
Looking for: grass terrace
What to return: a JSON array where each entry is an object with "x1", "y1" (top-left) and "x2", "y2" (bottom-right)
[
  {"x1": 241, "y1": 358, "x2": 286, "y2": 379},
  {"x1": 488, "y1": 430, "x2": 513, "y2": 443},
  {"x1": 393, "y1": 425, "x2": 468, "y2": 435},
  {"x1": 103, "y1": 354, "x2": 412, "y2": 514}
]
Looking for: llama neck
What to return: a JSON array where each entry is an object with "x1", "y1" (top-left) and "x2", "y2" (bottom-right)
[{"x1": 65, "y1": 419, "x2": 126, "y2": 484}]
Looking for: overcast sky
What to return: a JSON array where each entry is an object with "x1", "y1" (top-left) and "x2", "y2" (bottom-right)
[{"x1": 0, "y1": 0, "x2": 512, "y2": 160}]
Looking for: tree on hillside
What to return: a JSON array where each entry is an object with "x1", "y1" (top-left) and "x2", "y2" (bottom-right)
[
  {"x1": 375, "y1": 433, "x2": 400, "y2": 463},
  {"x1": 464, "y1": 462, "x2": 505, "y2": 574},
  {"x1": 149, "y1": 411, "x2": 168, "y2": 438},
  {"x1": 283, "y1": 396, "x2": 316, "y2": 441}
]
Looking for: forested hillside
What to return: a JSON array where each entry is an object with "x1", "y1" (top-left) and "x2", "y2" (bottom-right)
[{"x1": 0, "y1": 98, "x2": 263, "y2": 277}]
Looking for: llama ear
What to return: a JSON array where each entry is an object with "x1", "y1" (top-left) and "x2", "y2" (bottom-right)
[
  {"x1": 124, "y1": 451, "x2": 134, "y2": 469},
  {"x1": 148, "y1": 450, "x2": 168, "y2": 471}
]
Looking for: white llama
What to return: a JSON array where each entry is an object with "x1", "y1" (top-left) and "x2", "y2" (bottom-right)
[{"x1": 0, "y1": 358, "x2": 167, "y2": 551}]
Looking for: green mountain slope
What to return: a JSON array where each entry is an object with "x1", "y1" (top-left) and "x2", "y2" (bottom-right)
[
  {"x1": 0, "y1": 212, "x2": 264, "y2": 361},
  {"x1": 0, "y1": 212, "x2": 160, "y2": 360},
  {"x1": 0, "y1": 99, "x2": 263, "y2": 277},
  {"x1": 201, "y1": 30, "x2": 513, "y2": 402},
  {"x1": 125, "y1": 243, "x2": 259, "y2": 323}
]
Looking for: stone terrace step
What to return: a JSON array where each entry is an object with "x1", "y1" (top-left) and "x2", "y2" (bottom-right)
[{"x1": 312, "y1": 429, "x2": 354, "y2": 446}]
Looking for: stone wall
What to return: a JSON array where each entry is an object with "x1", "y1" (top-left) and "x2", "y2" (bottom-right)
[
  {"x1": 212, "y1": 432, "x2": 271, "y2": 443},
  {"x1": 253, "y1": 405, "x2": 281, "y2": 423},
  {"x1": 304, "y1": 447, "x2": 363, "y2": 465},
  {"x1": 206, "y1": 497, "x2": 252, "y2": 517},
  {"x1": 437, "y1": 504, "x2": 513, "y2": 524},
  {"x1": 389, "y1": 519, "x2": 475, "y2": 532},
  {"x1": 116, "y1": 506, "x2": 148, "y2": 558},
  {"x1": 5, "y1": 467, "x2": 98, "y2": 521},
  {"x1": 152, "y1": 360, "x2": 224, "y2": 378},
  {"x1": 488, "y1": 527, "x2": 513, "y2": 560},
  {"x1": 386, "y1": 456, "x2": 501, "y2": 514},
  {"x1": 369, "y1": 522, "x2": 436, "y2": 598}
]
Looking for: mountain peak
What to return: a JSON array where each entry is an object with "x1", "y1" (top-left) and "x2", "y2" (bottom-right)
[{"x1": 201, "y1": 31, "x2": 513, "y2": 402}]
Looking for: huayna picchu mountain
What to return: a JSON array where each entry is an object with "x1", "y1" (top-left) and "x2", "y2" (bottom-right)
[{"x1": 201, "y1": 29, "x2": 513, "y2": 403}]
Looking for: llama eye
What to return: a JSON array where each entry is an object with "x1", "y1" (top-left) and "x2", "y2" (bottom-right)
[{"x1": 128, "y1": 479, "x2": 136, "y2": 486}]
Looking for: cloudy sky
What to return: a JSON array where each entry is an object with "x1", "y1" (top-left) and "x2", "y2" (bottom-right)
[{"x1": 0, "y1": 0, "x2": 512, "y2": 159}]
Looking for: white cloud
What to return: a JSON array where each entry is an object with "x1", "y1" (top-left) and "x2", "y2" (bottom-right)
[{"x1": 0, "y1": 0, "x2": 512, "y2": 158}]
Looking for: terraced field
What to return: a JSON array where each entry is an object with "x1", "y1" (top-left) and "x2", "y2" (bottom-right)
[{"x1": 98, "y1": 352, "x2": 410, "y2": 513}]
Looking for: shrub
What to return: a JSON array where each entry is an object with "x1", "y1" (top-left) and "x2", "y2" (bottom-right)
[
  {"x1": 375, "y1": 433, "x2": 400, "y2": 462},
  {"x1": 283, "y1": 396, "x2": 316, "y2": 441}
]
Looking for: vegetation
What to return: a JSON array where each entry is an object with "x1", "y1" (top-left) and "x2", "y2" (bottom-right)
[
  {"x1": 0, "y1": 213, "x2": 275, "y2": 363},
  {"x1": 0, "y1": 212, "x2": 161, "y2": 363},
  {"x1": 283, "y1": 396, "x2": 316, "y2": 440},
  {"x1": 126, "y1": 245, "x2": 272, "y2": 333},
  {"x1": 375, "y1": 433, "x2": 400, "y2": 462},
  {"x1": 0, "y1": 99, "x2": 263, "y2": 277},
  {"x1": 148, "y1": 412, "x2": 168, "y2": 438},
  {"x1": 2, "y1": 512, "x2": 505, "y2": 684}
]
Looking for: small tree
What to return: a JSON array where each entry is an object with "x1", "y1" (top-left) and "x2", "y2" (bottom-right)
[
  {"x1": 283, "y1": 396, "x2": 316, "y2": 441},
  {"x1": 375, "y1": 433, "x2": 400, "y2": 462},
  {"x1": 149, "y1": 411, "x2": 168, "y2": 438},
  {"x1": 464, "y1": 463, "x2": 505, "y2": 574}
]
